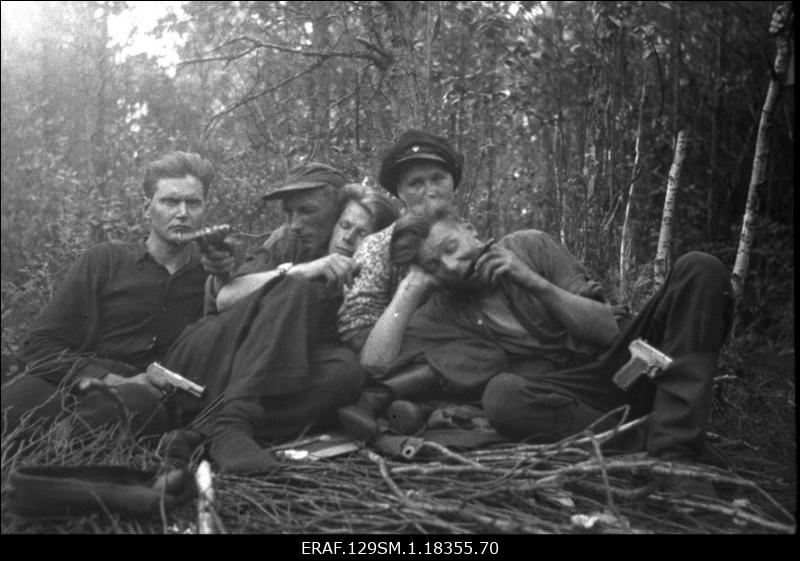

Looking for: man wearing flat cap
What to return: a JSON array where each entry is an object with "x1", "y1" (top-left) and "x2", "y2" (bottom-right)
[
  {"x1": 205, "y1": 162, "x2": 357, "y2": 311},
  {"x1": 155, "y1": 162, "x2": 399, "y2": 473}
]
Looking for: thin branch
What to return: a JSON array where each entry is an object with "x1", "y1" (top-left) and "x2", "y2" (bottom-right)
[
  {"x1": 180, "y1": 36, "x2": 389, "y2": 69},
  {"x1": 203, "y1": 61, "x2": 325, "y2": 133}
]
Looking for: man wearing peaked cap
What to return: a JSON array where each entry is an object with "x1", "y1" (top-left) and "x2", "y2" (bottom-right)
[
  {"x1": 336, "y1": 130, "x2": 470, "y2": 437},
  {"x1": 377, "y1": 130, "x2": 464, "y2": 198},
  {"x1": 338, "y1": 130, "x2": 466, "y2": 353}
]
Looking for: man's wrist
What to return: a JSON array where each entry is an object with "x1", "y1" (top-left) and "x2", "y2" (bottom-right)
[
  {"x1": 519, "y1": 269, "x2": 551, "y2": 294},
  {"x1": 276, "y1": 262, "x2": 294, "y2": 276},
  {"x1": 285, "y1": 261, "x2": 312, "y2": 279}
]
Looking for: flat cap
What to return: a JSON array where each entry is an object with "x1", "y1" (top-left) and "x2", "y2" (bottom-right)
[
  {"x1": 378, "y1": 130, "x2": 464, "y2": 196},
  {"x1": 262, "y1": 162, "x2": 347, "y2": 200}
]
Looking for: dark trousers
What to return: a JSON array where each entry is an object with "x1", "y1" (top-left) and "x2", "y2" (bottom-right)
[
  {"x1": 166, "y1": 276, "x2": 365, "y2": 471},
  {"x1": 1, "y1": 353, "x2": 168, "y2": 438},
  {"x1": 2, "y1": 277, "x2": 365, "y2": 449},
  {"x1": 1, "y1": 374, "x2": 171, "y2": 438},
  {"x1": 482, "y1": 252, "x2": 733, "y2": 462}
]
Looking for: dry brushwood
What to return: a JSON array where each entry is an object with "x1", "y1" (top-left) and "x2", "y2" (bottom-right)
[{"x1": 1, "y1": 404, "x2": 795, "y2": 534}]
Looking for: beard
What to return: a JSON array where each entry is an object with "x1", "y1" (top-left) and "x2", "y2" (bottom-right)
[{"x1": 441, "y1": 271, "x2": 492, "y2": 294}]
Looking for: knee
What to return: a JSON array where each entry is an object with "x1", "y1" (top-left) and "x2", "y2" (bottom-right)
[
  {"x1": 672, "y1": 252, "x2": 731, "y2": 291},
  {"x1": 483, "y1": 373, "x2": 604, "y2": 442},
  {"x1": 77, "y1": 386, "x2": 168, "y2": 435},
  {"x1": 317, "y1": 351, "x2": 367, "y2": 403},
  {"x1": 482, "y1": 373, "x2": 537, "y2": 438},
  {"x1": 482, "y1": 374, "x2": 521, "y2": 425}
]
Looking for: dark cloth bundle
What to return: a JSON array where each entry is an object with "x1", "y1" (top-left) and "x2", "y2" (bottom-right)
[{"x1": 6, "y1": 465, "x2": 196, "y2": 518}]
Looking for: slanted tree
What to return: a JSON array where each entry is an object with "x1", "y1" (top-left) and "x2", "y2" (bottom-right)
[
  {"x1": 654, "y1": 130, "x2": 687, "y2": 291},
  {"x1": 732, "y1": 3, "x2": 793, "y2": 304}
]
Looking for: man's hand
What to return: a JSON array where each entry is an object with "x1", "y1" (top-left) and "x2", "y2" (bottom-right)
[
  {"x1": 400, "y1": 264, "x2": 442, "y2": 302},
  {"x1": 199, "y1": 237, "x2": 238, "y2": 278},
  {"x1": 473, "y1": 245, "x2": 549, "y2": 292},
  {"x1": 290, "y1": 253, "x2": 360, "y2": 289},
  {"x1": 359, "y1": 265, "x2": 441, "y2": 369}
]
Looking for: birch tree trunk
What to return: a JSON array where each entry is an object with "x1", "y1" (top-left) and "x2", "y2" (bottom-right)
[
  {"x1": 671, "y1": 3, "x2": 683, "y2": 139},
  {"x1": 551, "y1": 125, "x2": 565, "y2": 245},
  {"x1": 654, "y1": 130, "x2": 688, "y2": 291},
  {"x1": 732, "y1": 3, "x2": 793, "y2": 302}
]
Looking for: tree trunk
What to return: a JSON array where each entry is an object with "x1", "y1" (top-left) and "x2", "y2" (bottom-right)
[
  {"x1": 706, "y1": 11, "x2": 726, "y2": 241},
  {"x1": 551, "y1": 124, "x2": 565, "y2": 244},
  {"x1": 619, "y1": 78, "x2": 647, "y2": 300},
  {"x1": 91, "y1": 2, "x2": 110, "y2": 196},
  {"x1": 671, "y1": 3, "x2": 683, "y2": 138},
  {"x1": 581, "y1": 117, "x2": 600, "y2": 263},
  {"x1": 654, "y1": 130, "x2": 688, "y2": 291},
  {"x1": 380, "y1": 1, "x2": 422, "y2": 131},
  {"x1": 422, "y1": 0, "x2": 433, "y2": 129},
  {"x1": 732, "y1": 3, "x2": 793, "y2": 302},
  {"x1": 309, "y1": 2, "x2": 332, "y2": 161}
]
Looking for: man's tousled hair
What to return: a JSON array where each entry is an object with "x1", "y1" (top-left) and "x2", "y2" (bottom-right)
[
  {"x1": 142, "y1": 151, "x2": 215, "y2": 198},
  {"x1": 389, "y1": 207, "x2": 461, "y2": 266}
]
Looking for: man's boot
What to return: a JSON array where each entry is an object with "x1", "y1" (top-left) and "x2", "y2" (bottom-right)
[
  {"x1": 338, "y1": 364, "x2": 441, "y2": 440},
  {"x1": 337, "y1": 385, "x2": 394, "y2": 441},
  {"x1": 647, "y1": 352, "x2": 720, "y2": 498}
]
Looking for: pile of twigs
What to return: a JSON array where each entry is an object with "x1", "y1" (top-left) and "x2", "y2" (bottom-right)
[
  {"x1": 2, "y1": 410, "x2": 796, "y2": 534},
  {"x1": 198, "y1": 416, "x2": 795, "y2": 534}
]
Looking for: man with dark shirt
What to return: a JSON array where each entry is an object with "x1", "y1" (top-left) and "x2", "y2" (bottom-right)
[
  {"x1": 353, "y1": 210, "x2": 733, "y2": 496},
  {"x1": 1, "y1": 151, "x2": 214, "y2": 436}
]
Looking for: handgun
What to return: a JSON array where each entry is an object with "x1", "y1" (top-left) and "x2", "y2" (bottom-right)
[
  {"x1": 147, "y1": 362, "x2": 205, "y2": 398},
  {"x1": 175, "y1": 224, "x2": 232, "y2": 248},
  {"x1": 612, "y1": 339, "x2": 673, "y2": 391}
]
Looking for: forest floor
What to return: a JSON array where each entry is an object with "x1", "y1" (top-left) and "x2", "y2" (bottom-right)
[{"x1": 0, "y1": 335, "x2": 795, "y2": 535}]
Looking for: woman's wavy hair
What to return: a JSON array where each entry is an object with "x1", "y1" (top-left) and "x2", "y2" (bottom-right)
[{"x1": 340, "y1": 183, "x2": 400, "y2": 233}]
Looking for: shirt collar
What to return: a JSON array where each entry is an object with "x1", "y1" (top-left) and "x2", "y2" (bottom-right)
[{"x1": 136, "y1": 237, "x2": 200, "y2": 267}]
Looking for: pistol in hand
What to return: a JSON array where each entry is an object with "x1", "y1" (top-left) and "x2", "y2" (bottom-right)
[
  {"x1": 175, "y1": 224, "x2": 232, "y2": 250},
  {"x1": 147, "y1": 362, "x2": 205, "y2": 398}
]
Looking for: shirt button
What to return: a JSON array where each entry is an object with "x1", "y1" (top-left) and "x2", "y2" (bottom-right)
[{"x1": 476, "y1": 319, "x2": 484, "y2": 326}]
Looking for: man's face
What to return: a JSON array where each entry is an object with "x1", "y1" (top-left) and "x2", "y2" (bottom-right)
[
  {"x1": 418, "y1": 219, "x2": 486, "y2": 289},
  {"x1": 146, "y1": 175, "x2": 206, "y2": 246},
  {"x1": 328, "y1": 200, "x2": 374, "y2": 257},
  {"x1": 282, "y1": 187, "x2": 341, "y2": 258},
  {"x1": 396, "y1": 161, "x2": 455, "y2": 216}
]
